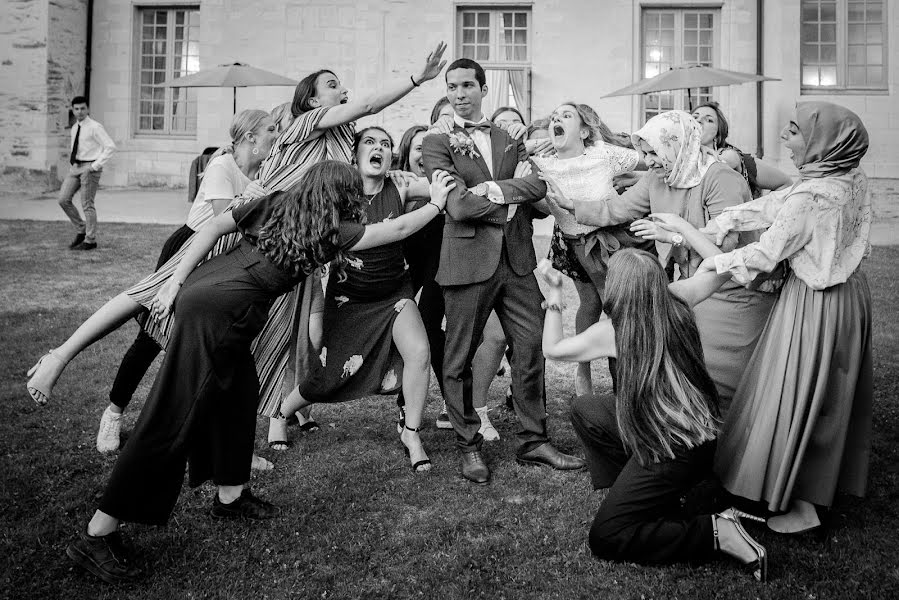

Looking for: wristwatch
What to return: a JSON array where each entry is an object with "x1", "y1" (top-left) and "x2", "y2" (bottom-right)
[
  {"x1": 472, "y1": 182, "x2": 489, "y2": 197},
  {"x1": 671, "y1": 233, "x2": 685, "y2": 247}
]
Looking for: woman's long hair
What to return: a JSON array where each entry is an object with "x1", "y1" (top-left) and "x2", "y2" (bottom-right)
[
  {"x1": 604, "y1": 249, "x2": 720, "y2": 465},
  {"x1": 429, "y1": 97, "x2": 451, "y2": 125},
  {"x1": 255, "y1": 161, "x2": 366, "y2": 281},
  {"x1": 230, "y1": 109, "x2": 270, "y2": 145},
  {"x1": 290, "y1": 69, "x2": 337, "y2": 117},
  {"x1": 395, "y1": 124, "x2": 428, "y2": 171},
  {"x1": 694, "y1": 101, "x2": 730, "y2": 150}
]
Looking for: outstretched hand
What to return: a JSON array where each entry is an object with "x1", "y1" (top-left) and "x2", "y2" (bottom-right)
[
  {"x1": 428, "y1": 169, "x2": 456, "y2": 210},
  {"x1": 536, "y1": 258, "x2": 564, "y2": 288},
  {"x1": 539, "y1": 173, "x2": 573, "y2": 210},
  {"x1": 417, "y1": 42, "x2": 448, "y2": 84},
  {"x1": 699, "y1": 219, "x2": 729, "y2": 246},
  {"x1": 499, "y1": 122, "x2": 527, "y2": 140},
  {"x1": 429, "y1": 114, "x2": 454, "y2": 135}
]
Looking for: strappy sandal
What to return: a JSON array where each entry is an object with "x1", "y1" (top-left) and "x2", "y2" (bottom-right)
[
  {"x1": 268, "y1": 415, "x2": 292, "y2": 451},
  {"x1": 26, "y1": 350, "x2": 67, "y2": 406},
  {"x1": 714, "y1": 508, "x2": 768, "y2": 582},
  {"x1": 400, "y1": 425, "x2": 431, "y2": 473}
]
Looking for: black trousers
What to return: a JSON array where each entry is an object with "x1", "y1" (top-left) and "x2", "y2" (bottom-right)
[
  {"x1": 570, "y1": 394, "x2": 715, "y2": 564},
  {"x1": 99, "y1": 246, "x2": 274, "y2": 525},
  {"x1": 442, "y1": 245, "x2": 547, "y2": 453},
  {"x1": 108, "y1": 224, "x2": 195, "y2": 409}
]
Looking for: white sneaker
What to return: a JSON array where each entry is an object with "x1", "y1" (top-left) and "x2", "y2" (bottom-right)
[
  {"x1": 96, "y1": 407, "x2": 122, "y2": 453},
  {"x1": 476, "y1": 406, "x2": 500, "y2": 442},
  {"x1": 435, "y1": 400, "x2": 453, "y2": 430}
]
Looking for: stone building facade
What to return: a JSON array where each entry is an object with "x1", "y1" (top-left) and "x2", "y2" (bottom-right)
[{"x1": 2, "y1": 0, "x2": 897, "y2": 187}]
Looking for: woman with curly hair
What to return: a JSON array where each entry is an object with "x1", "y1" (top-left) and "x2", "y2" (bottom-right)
[{"x1": 64, "y1": 160, "x2": 455, "y2": 584}]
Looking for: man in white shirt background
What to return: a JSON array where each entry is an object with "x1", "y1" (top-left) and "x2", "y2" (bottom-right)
[{"x1": 58, "y1": 96, "x2": 116, "y2": 250}]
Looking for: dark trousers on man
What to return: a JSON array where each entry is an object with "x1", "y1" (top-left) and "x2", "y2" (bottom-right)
[
  {"x1": 570, "y1": 394, "x2": 716, "y2": 564},
  {"x1": 442, "y1": 244, "x2": 547, "y2": 453}
]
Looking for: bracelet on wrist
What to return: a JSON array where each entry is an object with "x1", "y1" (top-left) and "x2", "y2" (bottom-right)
[
  {"x1": 410, "y1": 74, "x2": 420, "y2": 87},
  {"x1": 427, "y1": 201, "x2": 442, "y2": 212},
  {"x1": 541, "y1": 299, "x2": 565, "y2": 313}
]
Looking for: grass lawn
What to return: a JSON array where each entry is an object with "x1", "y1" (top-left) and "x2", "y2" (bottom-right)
[{"x1": 1, "y1": 219, "x2": 898, "y2": 599}]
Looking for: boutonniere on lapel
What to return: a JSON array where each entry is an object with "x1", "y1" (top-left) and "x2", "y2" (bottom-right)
[
  {"x1": 503, "y1": 143, "x2": 515, "y2": 154},
  {"x1": 447, "y1": 132, "x2": 480, "y2": 160}
]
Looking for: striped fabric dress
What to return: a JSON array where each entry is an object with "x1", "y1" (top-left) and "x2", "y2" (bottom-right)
[{"x1": 126, "y1": 106, "x2": 354, "y2": 417}]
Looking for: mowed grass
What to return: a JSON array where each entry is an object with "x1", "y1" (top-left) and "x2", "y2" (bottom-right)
[{"x1": 1, "y1": 219, "x2": 898, "y2": 600}]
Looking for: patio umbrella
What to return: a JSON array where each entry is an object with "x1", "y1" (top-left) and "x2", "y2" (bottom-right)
[
  {"x1": 164, "y1": 62, "x2": 298, "y2": 113},
  {"x1": 603, "y1": 65, "x2": 779, "y2": 110}
]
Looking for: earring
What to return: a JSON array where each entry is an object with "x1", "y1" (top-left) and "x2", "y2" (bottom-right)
[{"x1": 252, "y1": 147, "x2": 259, "y2": 155}]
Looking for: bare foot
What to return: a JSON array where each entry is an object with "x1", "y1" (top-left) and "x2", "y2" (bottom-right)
[
  {"x1": 26, "y1": 350, "x2": 67, "y2": 405},
  {"x1": 251, "y1": 454, "x2": 274, "y2": 471},
  {"x1": 767, "y1": 499, "x2": 820, "y2": 534}
]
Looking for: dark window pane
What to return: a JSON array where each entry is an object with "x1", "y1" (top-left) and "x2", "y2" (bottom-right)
[
  {"x1": 477, "y1": 12, "x2": 488, "y2": 27},
  {"x1": 820, "y1": 24, "x2": 836, "y2": 42},
  {"x1": 801, "y1": 24, "x2": 819, "y2": 42},
  {"x1": 476, "y1": 46, "x2": 488, "y2": 61},
  {"x1": 684, "y1": 13, "x2": 696, "y2": 28},
  {"x1": 477, "y1": 29, "x2": 488, "y2": 44},
  {"x1": 699, "y1": 14, "x2": 713, "y2": 28},
  {"x1": 514, "y1": 30, "x2": 526, "y2": 44},
  {"x1": 154, "y1": 71, "x2": 166, "y2": 84},
  {"x1": 154, "y1": 56, "x2": 165, "y2": 70},
  {"x1": 515, "y1": 12, "x2": 526, "y2": 27},
  {"x1": 502, "y1": 12, "x2": 513, "y2": 28},
  {"x1": 801, "y1": 3, "x2": 818, "y2": 23},
  {"x1": 820, "y1": 44, "x2": 836, "y2": 64},
  {"x1": 848, "y1": 44, "x2": 865, "y2": 64},
  {"x1": 463, "y1": 12, "x2": 474, "y2": 27},
  {"x1": 176, "y1": 11, "x2": 184, "y2": 24},
  {"x1": 139, "y1": 116, "x2": 151, "y2": 129},
  {"x1": 514, "y1": 46, "x2": 527, "y2": 61},
  {"x1": 462, "y1": 45, "x2": 474, "y2": 59},
  {"x1": 661, "y1": 13, "x2": 674, "y2": 28},
  {"x1": 848, "y1": 3, "x2": 865, "y2": 21},
  {"x1": 866, "y1": 4, "x2": 883, "y2": 22},
  {"x1": 504, "y1": 30, "x2": 513, "y2": 45},
  {"x1": 699, "y1": 30, "x2": 712, "y2": 45},
  {"x1": 801, "y1": 43, "x2": 819, "y2": 64},
  {"x1": 848, "y1": 23, "x2": 865, "y2": 43},
  {"x1": 867, "y1": 25, "x2": 883, "y2": 43},
  {"x1": 819, "y1": 2, "x2": 836, "y2": 21},
  {"x1": 152, "y1": 116, "x2": 164, "y2": 130},
  {"x1": 463, "y1": 29, "x2": 474, "y2": 43}
]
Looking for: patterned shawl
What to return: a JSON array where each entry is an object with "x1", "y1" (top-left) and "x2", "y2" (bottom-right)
[
  {"x1": 632, "y1": 110, "x2": 719, "y2": 189},
  {"x1": 795, "y1": 101, "x2": 869, "y2": 179}
]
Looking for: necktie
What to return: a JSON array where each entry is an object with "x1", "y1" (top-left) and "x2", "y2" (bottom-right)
[
  {"x1": 463, "y1": 121, "x2": 491, "y2": 134},
  {"x1": 70, "y1": 124, "x2": 81, "y2": 165}
]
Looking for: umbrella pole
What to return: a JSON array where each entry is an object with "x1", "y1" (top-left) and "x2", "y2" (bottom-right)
[
  {"x1": 233, "y1": 87, "x2": 237, "y2": 114},
  {"x1": 687, "y1": 88, "x2": 693, "y2": 111}
]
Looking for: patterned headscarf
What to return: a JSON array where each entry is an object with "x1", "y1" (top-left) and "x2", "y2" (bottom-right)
[
  {"x1": 632, "y1": 110, "x2": 719, "y2": 189},
  {"x1": 795, "y1": 101, "x2": 869, "y2": 179}
]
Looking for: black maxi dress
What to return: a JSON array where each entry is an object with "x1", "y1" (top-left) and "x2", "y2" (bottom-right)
[
  {"x1": 98, "y1": 192, "x2": 364, "y2": 525},
  {"x1": 299, "y1": 179, "x2": 411, "y2": 403}
]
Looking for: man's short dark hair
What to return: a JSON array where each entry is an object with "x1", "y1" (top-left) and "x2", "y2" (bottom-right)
[
  {"x1": 71, "y1": 96, "x2": 88, "y2": 107},
  {"x1": 445, "y1": 58, "x2": 486, "y2": 87}
]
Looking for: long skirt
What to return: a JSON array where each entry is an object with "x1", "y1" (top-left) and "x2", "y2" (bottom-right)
[
  {"x1": 714, "y1": 270, "x2": 873, "y2": 511},
  {"x1": 99, "y1": 243, "x2": 291, "y2": 525},
  {"x1": 692, "y1": 284, "x2": 778, "y2": 411},
  {"x1": 298, "y1": 283, "x2": 410, "y2": 403}
]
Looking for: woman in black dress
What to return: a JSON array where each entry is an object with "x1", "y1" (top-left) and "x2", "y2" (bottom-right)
[
  {"x1": 540, "y1": 239, "x2": 769, "y2": 580},
  {"x1": 278, "y1": 127, "x2": 436, "y2": 471},
  {"x1": 65, "y1": 160, "x2": 455, "y2": 584}
]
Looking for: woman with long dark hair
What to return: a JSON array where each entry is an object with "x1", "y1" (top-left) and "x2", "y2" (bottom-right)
[
  {"x1": 540, "y1": 246, "x2": 767, "y2": 580},
  {"x1": 63, "y1": 160, "x2": 455, "y2": 583}
]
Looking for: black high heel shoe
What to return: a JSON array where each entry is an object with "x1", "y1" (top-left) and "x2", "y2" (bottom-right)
[
  {"x1": 395, "y1": 406, "x2": 406, "y2": 435},
  {"x1": 400, "y1": 425, "x2": 431, "y2": 473},
  {"x1": 714, "y1": 508, "x2": 768, "y2": 582}
]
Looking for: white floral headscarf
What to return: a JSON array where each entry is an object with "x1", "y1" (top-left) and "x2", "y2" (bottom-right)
[{"x1": 632, "y1": 110, "x2": 720, "y2": 189}]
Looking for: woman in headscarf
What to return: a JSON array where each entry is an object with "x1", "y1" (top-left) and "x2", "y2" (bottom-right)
[
  {"x1": 548, "y1": 110, "x2": 777, "y2": 408},
  {"x1": 697, "y1": 101, "x2": 873, "y2": 534}
]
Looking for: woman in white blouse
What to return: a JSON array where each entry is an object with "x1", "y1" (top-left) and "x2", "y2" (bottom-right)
[{"x1": 658, "y1": 101, "x2": 873, "y2": 535}]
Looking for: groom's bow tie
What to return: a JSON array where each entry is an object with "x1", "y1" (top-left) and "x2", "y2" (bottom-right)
[{"x1": 463, "y1": 121, "x2": 491, "y2": 133}]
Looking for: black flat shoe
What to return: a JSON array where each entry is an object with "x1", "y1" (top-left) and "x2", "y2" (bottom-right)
[
  {"x1": 66, "y1": 531, "x2": 142, "y2": 584},
  {"x1": 211, "y1": 488, "x2": 280, "y2": 520}
]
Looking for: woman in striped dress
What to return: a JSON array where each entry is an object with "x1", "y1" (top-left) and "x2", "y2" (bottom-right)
[
  {"x1": 257, "y1": 42, "x2": 448, "y2": 449},
  {"x1": 25, "y1": 109, "x2": 277, "y2": 412}
]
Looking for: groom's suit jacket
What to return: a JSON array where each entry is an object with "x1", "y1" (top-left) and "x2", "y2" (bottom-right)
[{"x1": 421, "y1": 124, "x2": 547, "y2": 286}]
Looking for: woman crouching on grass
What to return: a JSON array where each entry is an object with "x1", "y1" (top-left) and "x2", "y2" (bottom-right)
[
  {"x1": 64, "y1": 160, "x2": 455, "y2": 584},
  {"x1": 540, "y1": 243, "x2": 769, "y2": 581}
]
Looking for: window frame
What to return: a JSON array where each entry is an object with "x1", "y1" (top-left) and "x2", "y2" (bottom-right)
[
  {"x1": 800, "y1": 0, "x2": 888, "y2": 93},
  {"x1": 132, "y1": 5, "x2": 201, "y2": 138},
  {"x1": 640, "y1": 8, "x2": 721, "y2": 124},
  {"x1": 455, "y1": 6, "x2": 533, "y2": 120}
]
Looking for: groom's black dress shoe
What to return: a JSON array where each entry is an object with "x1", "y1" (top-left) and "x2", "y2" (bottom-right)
[
  {"x1": 461, "y1": 450, "x2": 490, "y2": 484},
  {"x1": 516, "y1": 443, "x2": 586, "y2": 470}
]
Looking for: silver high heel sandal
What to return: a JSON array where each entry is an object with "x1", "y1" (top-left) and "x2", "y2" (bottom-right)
[{"x1": 714, "y1": 508, "x2": 768, "y2": 582}]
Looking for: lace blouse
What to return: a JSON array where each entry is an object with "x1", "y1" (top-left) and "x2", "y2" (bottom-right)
[
  {"x1": 713, "y1": 169, "x2": 871, "y2": 290},
  {"x1": 533, "y1": 143, "x2": 639, "y2": 236}
]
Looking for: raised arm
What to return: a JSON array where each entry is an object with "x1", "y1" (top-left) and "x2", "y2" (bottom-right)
[
  {"x1": 316, "y1": 42, "x2": 447, "y2": 130},
  {"x1": 351, "y1": 170, "x2": 454, "y2": 250},
  {"x1": 421, "y1": 133, "x2": 507, "y2": 223}
]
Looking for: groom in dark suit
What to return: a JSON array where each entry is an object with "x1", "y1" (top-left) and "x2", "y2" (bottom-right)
[{"x1": 422, "y1": 58, "x2": 585, "y2": 484}]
